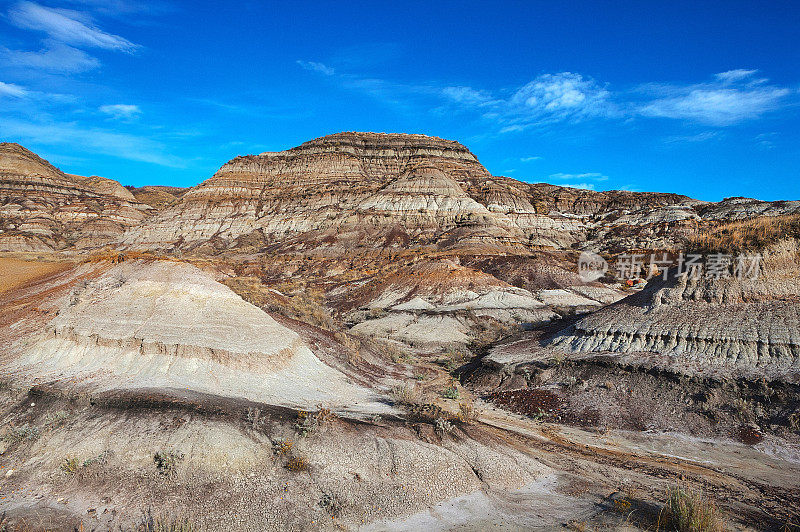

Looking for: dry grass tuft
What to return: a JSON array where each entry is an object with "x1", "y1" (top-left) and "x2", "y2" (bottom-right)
[
  {"x1": 688, "y1": 214, "x2": 800, "y2": 254},
  {"x1": 661, "y1": 485, "x2": 724, "y2": 532},
  {"x1": 139, "y1": 510, "x2": 200, "y2": 532},
  {"x1": 390, "y1": 382, "x2": 421, "y2": 405}
]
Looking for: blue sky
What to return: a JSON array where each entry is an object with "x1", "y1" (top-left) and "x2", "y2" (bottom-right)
[{"x1": 0, "y1": 1, "x2": 798, "y2": 201}]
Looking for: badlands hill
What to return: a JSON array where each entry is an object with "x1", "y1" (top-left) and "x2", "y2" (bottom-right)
[
  {"x1": 0, "y1": 143, "x2": 149, "y2": 253},
  {"x1": 0, "y1": 134, "x2": 799, "y2": 530}
]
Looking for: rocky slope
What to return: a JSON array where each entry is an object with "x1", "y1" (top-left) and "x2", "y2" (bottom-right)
[
  {"x1": 0, "y1": 143, "x2": 149, "y2": 252},
  {"x1": 2, "y1": 135, "x2": 800, "y2": 530},
  {"x1": 548, "y1": 231, "x2": 800, "y2": 380},
  {"x1": 1, "y1": 259, "x2": 386, "y2": 413}
]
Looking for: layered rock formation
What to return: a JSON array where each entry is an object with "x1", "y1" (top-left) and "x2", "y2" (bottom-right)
[
  {"x1": 3, "y1": 259, "x2": 386, "y2": 413},
  {"x1": 0, "y1": 143, "x2": 149, "y2": 251},
  {"x1": 548, "y1": 236, "x2": 800, "y2": 379},
  {"x1": 119, "y1": 133, "x2": 799, "y2": 257}
]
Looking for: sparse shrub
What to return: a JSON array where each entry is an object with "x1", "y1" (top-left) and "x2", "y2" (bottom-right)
[
  {"x1": 457, "y1": 400, "x2": 478, "y2": 424},
  {"x1": 285, "y1": 455, "x2": 308, "y2": 472},
  {"x1": 334, "y1": 331, "x2": 362, "y2": 366},
  {"x1": 246, "y1": 407, "x2": 262, "y2": 430},
  {"x1": 294, "y1": 407, "x2": 336, "y2": 437},
  {"x1": 0, "y1": 380, "x2": 11, "y2": 393},
  {"x1": 82, "y1": 450, "x2": 112, "y2": 468},
  {"x1": 315, "y1": 407, "x2": 337, "y2": 424},
  {"x1": 361, "y1": 338, "x2": 406, "y2": 364},
  {"x1": 140, "y1": 510, "x2": 200, "y2": 532},
  {"x1": 42, "y1": 410, "x2": 70, "y2": 427},
  {"x1": 272, "y1": 439, "x2": 294, "y2": 457},
  {"x1": 530, "y1": 407, "x2": 547, "y2": 422},
  {"x1": 154, "y1": 449, "x2": 184, "y2": 476},
  {"x1": 613, "y1": 498, "x2": 632, "y2": 513},
  {"x1": 662, "y1": 485, "x2": 724, "y2": 532},
  {"x1": 60, "y1": 457, "x2": 80, "y2": 475},
  {"x1": 319, "y1": 492, "x2": 342, "y2": 517},
  {"x1": 441, "y1": 385, "x2": 460, "y2": 400},
  {"x1": 367, "y1": 308, "x2": 387, "y2": 319},
  {"x1": 434, "y1": 417, "x2": 454, "y2": 437},
  {"x1": 390, "y1": 382, "x2": 420, "y2": 405},
  {"x1": 295, "y1": 410, "x2": 316, "y2": 437},
  {"x1": 436, "y1": 350, "x2": 466, "y2": 373},
  {"x1": 1, "y1": 425, "x2": 40, "y2": 445},
  {"x1": 413, "y1": 371, "x2": 428, "y2": 381},
  {"x1": 688, "y1": 214, "x2": 800, "y2": 254}
]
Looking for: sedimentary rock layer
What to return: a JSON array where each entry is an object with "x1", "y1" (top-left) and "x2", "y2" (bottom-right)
[
  {"x1": 548, "y1": 239, "x2": 800, "y2": 377},
  {"x1": 4, "y1": 259, "x2": 386, "y2": 413},
  {"x1": 0, "y1": 143, "x2": 149, "y2": 251}
]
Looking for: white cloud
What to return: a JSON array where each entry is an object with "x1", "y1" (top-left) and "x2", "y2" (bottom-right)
[
  {"x1": 441, "y1": 86, "x2": 495, "y2": 106},
  {"x1": 549, "y1": 172, "x2": 608, "y2": 182},
  {"x1": 638, "y1": 70, "x2": 790, "y2": 125},
  {"x1": 0, "y1": 117, "x2": 185, "y2": 167},
  {"x1": 0, "y1": 81, "x2": 28, "y2": 98},
  {"x1": 296, "y1": 60, "x2": 334, "y2": 76},
  {"x1": 663, "y1": 131, "x2": 719, "y2": 144},
  {"x1": 0, "y1": 43, "x2": 100, "y2": 73},
  {"x1": 559, "y1": 183, "x2": 596, "y2": 190},
  {"x1": 504, "y1": 72, "x2": 615, "y2": 125},
  {"x1": 520, "y1": 156, "x2": 542, "y2": 162},
  {"x1": 641, "y1": 87, "x2": 789, "y2": 125},
  {"x1": 8, "y1": 1, "x2": 138, "y2": 52},
  {"x1": 714, "y1": 69, "x2": 758, "y2": 84},
  {"x1": 99, "y1": 103, "x2": 141, "y2": 119},
  {"x1": 442, "y1": 73, "x2": 617, "y2": 133}
]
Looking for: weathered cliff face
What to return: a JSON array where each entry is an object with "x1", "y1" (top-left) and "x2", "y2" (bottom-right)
[
  {"x1": 122, "y1": 132, "x2": 533, "y2": 252},
  {"x1": 548, "y1": 238, "x2": 800, "y2": 378},
  {"x1": 0, "y1": 143, "x2": 149, "y2": 252},
  {"x1": 123, "y1": 132, "x2": 717, "y2": 254},
  {"x1": 121, "y1": 133, "x2": 800, "y2": 257}
]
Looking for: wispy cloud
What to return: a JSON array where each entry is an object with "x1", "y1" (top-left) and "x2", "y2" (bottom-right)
[
  {"x1": 520, "y1": 156, "x2": 542, "y2": 162},
  {"x1": 440, "y1": 72, "x2": 616, "y2": 132},
  {"x1": 0, "y1": 117, "x2": 186, "y2": 167},
  {"x1": 99, "y1": 103, "x2": 141, "y2": 120},
  {"x1": 549, "y1": 172, "x2": 609, "y2": 182},
  {"x1": 296, "y1": 60, "x2": 334, "y2": 76},
  {"x1": 0, "y1": 81, "x2": 28, "y2": 98},
  {"x1": 714, "y1": 69, "x2": 759, "y2": 84},
  {"x1": 560, "y1": 182, "x2": 596, "y2": 190},
  {"x1": 297, "y1": 62, "x2": 618, "y2": 131},
  {"x1": 503, "y1": 72, "x2": 615, "y2": 127},
  {"x1": 0, "y1": 43, "x2": 100, "y2": 73},
  {"x1": 755, "y1": 132, "x2": 777, "y2": 150},
  {"x1": 638, "y1": 70, "x2": 790, "y2": 125},
  {"x1": 663, "y1": 131, "x2": 720, "y2": 144},
  {"x1": 8, "y1": 1, "x2": 139, "y2": 52},
  {"x1": 297, "y1": 57, "x2": 795, "y2": 135},
  {"x1": 440, "y1": 86, "x2": 495, "y2": 106}
]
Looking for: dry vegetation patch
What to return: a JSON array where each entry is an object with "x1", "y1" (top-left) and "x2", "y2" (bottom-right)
[{"x1": 688, "y1": 214, "x2": 800, "y2": 254}]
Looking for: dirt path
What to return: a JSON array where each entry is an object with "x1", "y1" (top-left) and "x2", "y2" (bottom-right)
[{"x1": 476, "y1": 406, "x2": 800, "y2": 530}]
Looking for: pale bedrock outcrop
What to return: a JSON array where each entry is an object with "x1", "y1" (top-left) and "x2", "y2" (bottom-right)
[{"x1": 10, "y1": 260, "x2": 386, "y2": 413}]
